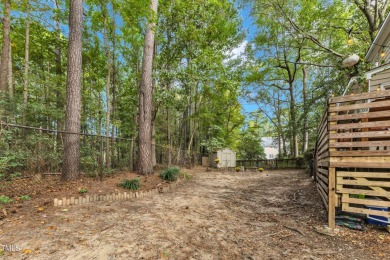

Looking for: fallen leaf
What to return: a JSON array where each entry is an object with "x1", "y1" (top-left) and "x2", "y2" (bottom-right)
[
  {"x1": 23, "y1": 249, "x2": 31, "y2": 254},
  {"x1": 37, "y1": 207, "x2": 44, "y2": 212},
  {"x1": 62, "y1": 209, "x2": 69, "y2": 212}
]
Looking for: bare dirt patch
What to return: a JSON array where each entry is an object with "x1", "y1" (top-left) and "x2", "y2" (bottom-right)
[{"x1": 0, "y1": 169, "x2": 389, "y2": 259}]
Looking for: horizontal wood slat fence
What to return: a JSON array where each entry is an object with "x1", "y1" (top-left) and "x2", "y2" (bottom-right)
[{"x1": 315, "y1": 90, "x2": 390, "y2": 228}]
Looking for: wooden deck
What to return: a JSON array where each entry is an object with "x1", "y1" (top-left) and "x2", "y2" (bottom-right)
[{"x1": 315, "y1": 90, "x2": 390, "y2": 228}]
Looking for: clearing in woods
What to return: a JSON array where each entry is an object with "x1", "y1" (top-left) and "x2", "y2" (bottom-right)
[{"x1": 0, "y1": 169, "x2": 389, "y2": 259}]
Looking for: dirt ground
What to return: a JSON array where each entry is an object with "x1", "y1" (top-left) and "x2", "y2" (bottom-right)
[{"x1": 1, "y1": 168, "x2": 389, "y2": 259}]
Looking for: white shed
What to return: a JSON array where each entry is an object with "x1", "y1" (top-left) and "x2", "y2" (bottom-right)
[{"x1": 210, "y1": 148, "x2": 236, "y2": 168}]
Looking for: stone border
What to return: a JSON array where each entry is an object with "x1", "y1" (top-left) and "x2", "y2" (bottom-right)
[{"x1": 53, "y1": 180, "x2": 181, "y2": 207}]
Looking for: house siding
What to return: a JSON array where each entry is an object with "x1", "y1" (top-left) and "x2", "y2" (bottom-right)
[{"x1": 369, "y1": 69, "x2": 390, "y2": 91}]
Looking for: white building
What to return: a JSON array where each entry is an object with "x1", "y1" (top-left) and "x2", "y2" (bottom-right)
[
  {"x1": 261, "y1": 137, "x2": 279, "y2": 159},
  {"x1": 210, "y1": 148, "x2": 236, "y2": 168}
]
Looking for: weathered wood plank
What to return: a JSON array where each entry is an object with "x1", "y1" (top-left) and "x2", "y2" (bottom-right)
[
  {"x1": 329, "y1": 100, "x2": 390, "y2": 112},
  {"x1": 337, "y1": 187, "x2": 390, "y2": 197},
  {"x1": 317, "y1": 143, "x2": 329, "y2": 156},
  {"x1": 337, "y1": 171, "x2": 390, "y2": 178},
  {"x1": 331, "y1": 162, "x2": 390, "y2": 168},
  {"x1": 318, "y1": 160, "x2": 329, "y2": 167},
  {"x1": 329, "y1": 120, "x2": 390, "y2": 130},
  {"x1": 317, "y1": 172, "x2": 329, "y2": 184},
  {"x1": 330, "y1": 130, "x2": 390, "y2": 139},
  {"x1": 317, "y1": 151, "x2": 329, "y2": 160},
  {"x1": 330, "y1": 156, "x2": 390, "y2": 163},
  {"x1": 318, "y1": 168, "x2": 329, "y2": 176},
  {"x1": 329, "y1": 111, "x2": 390, "y2": 121},
  {"x1": 328, "y1": 167, "x2": 336, "y2": 228},
  {"x1": 316, "y1": 185, "x2": 329, "y2": 211},
  {"x1": 329, "y1": 89, "x2": 390, "y2": 103},
  {"x1": 337, "y1": 179, "x2": 390, "y2": 187},
  {"x1": 329, "y1": 140, "x2": 390, "y2": 148},
  {"x1": 342, "y1": 197, "x2": 390, "y2": 207},
  {"x1": 330, "y1": 150, "x2": 390, "y2": 157},
  {"x1": 342, "y1": 206, "x2": 390, "y2": 218}
]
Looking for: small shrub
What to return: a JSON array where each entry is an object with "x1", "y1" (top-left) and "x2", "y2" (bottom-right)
[
  {"x1": 20, "y1": 195, "x2": 31, "y2": 201},
  {"x1": 0, "y1": 195, "x2": 12, "y2": 204},
  {"x1": 235, "y1": 167, "x2": 241, "y2": 172},
  {"x1": 160, "y1": 167, "x2": 180, "y2": 181},
  {"x1": 79, "y1": 187, "x2": 88, "y2": 194},
  {"x1": 258, "y1": 167, "x2": 264, "y2": 172},
  {"x1": 181, "y1": 172, "x2": 192, "y2": 180},
  {"x1": 118, "y1": 178, "x2": 140, "y2": 191}
]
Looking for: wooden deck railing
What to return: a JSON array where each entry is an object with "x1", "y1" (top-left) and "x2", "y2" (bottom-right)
[{"x1": 315, "y1": 90, "x2": 390, "y2": 228}]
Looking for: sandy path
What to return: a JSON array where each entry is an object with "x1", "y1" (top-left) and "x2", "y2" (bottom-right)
[{"x1": 1, "y1": 170, "x2": 388, "y2": 259}]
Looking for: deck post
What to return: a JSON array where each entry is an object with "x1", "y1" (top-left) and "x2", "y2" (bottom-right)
[{"x1": 328, "y1": 167, "x2": 336, "y2": 228}]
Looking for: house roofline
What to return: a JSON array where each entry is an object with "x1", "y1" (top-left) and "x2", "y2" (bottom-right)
[{"x1": 365, "y1": 12, "x2": 390, "y2": 62}]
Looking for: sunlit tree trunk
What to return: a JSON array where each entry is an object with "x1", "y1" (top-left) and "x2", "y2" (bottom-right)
[
  {"x1": 102, "y1": 5, "x2": 112, "y2": 169},
  {"x1": 62, "y1": 0, "x2": 83, "y2": 181},
  {"x1": 0, "y1": 0, "x2": 11, "y2": 121},
  {"x1": 137, "y1": 0, "x2": 158, "y2": 175}
]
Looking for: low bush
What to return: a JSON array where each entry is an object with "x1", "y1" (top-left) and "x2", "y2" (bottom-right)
[
  {"x1": 160, "y1": 167, "x2": 180, "y2": 181},
  {"x1": 118, "y1": 178, "x2": 140, "y2": 191},
  {"x1": 0, "y1": 195, "x2": 12, "y2": 204}
]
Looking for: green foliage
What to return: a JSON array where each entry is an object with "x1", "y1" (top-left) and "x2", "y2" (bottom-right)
[
  {"x1": 160, "y1": 168, "x2": 180, "y2": 181},
  {"x1": 0, "y1": 196, "x2": 13, "y2": 204},
  {"x1": 118, "y1": 178, "x2": 140, "y2": 191},
  {"x1": 78, "y1": 187, "x2": 88, "y2": 194},
  {"x1": 20, "y1": 195, "x2": 31, "y2": 201},
  {"x1": 235, "y1": 167, "x2": 241, "y2": 172},
  {"x1": 258, "y1": 167, "x2": 264, "y2": 172},
  {"x1": 237, "y1": 117, "x2": 266, "y2": 160}
]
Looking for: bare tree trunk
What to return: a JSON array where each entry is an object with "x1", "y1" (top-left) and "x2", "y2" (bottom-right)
[
  {"x1": 8, "y1": 42, "x2": 14, "y2": 122},
  {"x1": 137, "y1": 0, "x2": 158, "y2": 175},
  {"x1": 0, "y1": 0, "x2": 11, "y2": 121},
  {"x1": 152, "y1": 123, "x2": 156, "y2": 166},
  {"x1": 62, "y1": 0, "x2": 83, "y2": 181},
  {"x1": 54, "y1": 0, "x2": 64, "y2": 149},
  {"x1": 102, "y1": 7, "x2": 112, "y2": 169},
  {"x1": 167, "y1": 106, "x2": 171, "y2": 166},
  {"x1": 302, "y1": 66, "x2": 309, "y2": 153},
  {"x1": 111, "y1": 16, "x2": 117, "y2": 168},
  {"x1": 22, "y1": 0, "x2": 30, "y2": 125}
]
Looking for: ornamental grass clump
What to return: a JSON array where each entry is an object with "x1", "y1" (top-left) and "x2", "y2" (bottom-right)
[
  {"x1": 160, "y1": 167, "x2": 180, "y2": 181},
  {"x1": 118, "y1": 178, "x2": 140, "y2": 191}
]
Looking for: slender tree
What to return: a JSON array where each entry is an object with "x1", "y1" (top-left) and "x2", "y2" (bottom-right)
[
  {"x1": 0, "y1": 0, "x2": 11, "y2": 121},
  {"x1": 62, "y1": 0, "x2": 83, "y2": 181},
  {"x1": 137, "y1": 0, "x2": 158, "y2": 175},
  {"x1": 22, "y1": 0, "x2": 30, "y2": 125}
]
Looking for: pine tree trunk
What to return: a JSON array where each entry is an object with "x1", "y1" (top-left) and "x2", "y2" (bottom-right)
[
  {"x1": 137, "y1": 0, "x2": 158, "y2": 175},
  {"x1": 0, "y1": 0, "x2": 11, "y2": 121},
  {"x1": 111, "y1": 16, "x2": 117, "y2": 168},
  {"x1": 102, "y1": 8, "x2": 112, "y2": 169},
  {"x1": 302, "y1": 66, "x2": 309, "y2": 153},
  {"x1": 54, "y1": 0, "x2": 64, "y2": 149},
  {"x1": 22, "y1": 0, "x2": 30, "y2": 125},
  {"x1": 62, "y1": 0, "x2": 83, "y2": 181},
  {"x1": 8, "y1": 42, "x2": 14, "y2": 122}
]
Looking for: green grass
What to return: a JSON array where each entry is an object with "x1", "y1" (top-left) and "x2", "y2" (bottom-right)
[
  {"x1": 118, "y1": 178, "x2": 140, "y2": 191},
  {"x1": 160, "y1": 167, "x2": 180, "y2": 181},
  {"x1": 0, "y1": 195, "x2": 13, "y2": 204}
]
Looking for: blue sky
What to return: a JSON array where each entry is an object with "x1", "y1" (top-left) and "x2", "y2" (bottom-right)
[{"x1": 237, "y1": 3, "x2": 259, "y2": 116}]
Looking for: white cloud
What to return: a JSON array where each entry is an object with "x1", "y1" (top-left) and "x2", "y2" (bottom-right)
[{"x1": 229, "y1": 40, "x2": 248, "y2": 60}]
